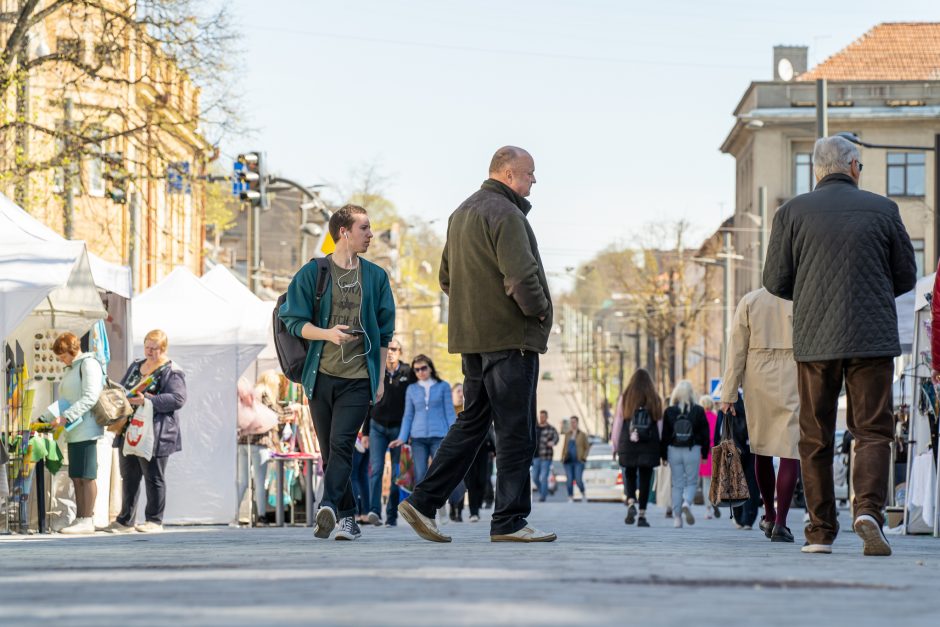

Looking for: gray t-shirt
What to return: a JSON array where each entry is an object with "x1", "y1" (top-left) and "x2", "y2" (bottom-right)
[{"x1": 318, "y1": 256, "x2": 369, "y2": 379}]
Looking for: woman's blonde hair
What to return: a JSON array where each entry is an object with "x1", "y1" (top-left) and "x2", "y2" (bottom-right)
[
  {"x1": 698, "y1": 395, "x2": 715, "y2": 411},
  {"x1": 669, "y1": 380, "x2": 697, "y2": 412},
  {"x1": 144, "y1": 329, "x2": 168, "y2": 351},
  {"x1": 52, "y1": 332, "x2": 81, "y2": 357}
]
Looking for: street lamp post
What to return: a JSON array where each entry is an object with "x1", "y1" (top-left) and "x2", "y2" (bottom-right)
[{"x1": 837, "y1": 131, "x2": 940, "y2": 266}]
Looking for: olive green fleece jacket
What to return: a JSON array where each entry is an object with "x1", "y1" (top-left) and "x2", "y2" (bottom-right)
[{"x1": 440, "y1": 179, "x2": 553, "y2": 354}]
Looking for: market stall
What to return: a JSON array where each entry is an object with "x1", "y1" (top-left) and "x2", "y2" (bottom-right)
[
  {"x1": 905, "y1": 272, "x2": 939, "y2": 536},
  {"x1": 132, "y1": 267, "x2": 265, "y2": 524}
]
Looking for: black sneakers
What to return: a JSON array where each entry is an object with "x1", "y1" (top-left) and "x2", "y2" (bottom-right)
[
  {"x1": 335, "y1": 516, "x2": 362, "y2": 541},
  {"x1": 771, "y1": 525, "x2": 794, "y2": 543},
  {"x1": 625, "y1": 504, "x2": 637, "y2": 525},
  {"x1": 314, "y1": 506, "x2": 336, "y2": 539}
]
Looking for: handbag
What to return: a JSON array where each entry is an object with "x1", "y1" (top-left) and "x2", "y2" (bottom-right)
[
  {"x1": 395, "y1": 444, "x2": 415, "y2": 493},
  {"x1": 91, "y1": 361, "x2": 133, "y2": 427},
  {"x1": 709, "y1": 412, "x2": 750, "y2": 507}
]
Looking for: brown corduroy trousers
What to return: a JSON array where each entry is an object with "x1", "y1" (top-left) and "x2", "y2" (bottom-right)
[{"x1": 797, "y1": 357, "x2": 894, "y2": 545}]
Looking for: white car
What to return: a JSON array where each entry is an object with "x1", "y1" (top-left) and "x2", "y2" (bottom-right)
[{"x1": 583, "y1": 444, "x2": 624, "y2": 502}]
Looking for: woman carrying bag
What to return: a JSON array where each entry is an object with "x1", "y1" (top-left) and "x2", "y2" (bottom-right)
[{"x1": 105, "y1": 329, "x2": 187, "y2": 534}]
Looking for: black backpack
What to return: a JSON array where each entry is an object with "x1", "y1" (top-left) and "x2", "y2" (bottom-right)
[
  {"x1": 672, "y1": 411, "x2": 694, "y2": 447},
  {"x1": 273, "y1": 258, "x2": 330, "y2": 383},
  {"x1": 631, "y1": 407, "x2": 655, "y2": 442}
]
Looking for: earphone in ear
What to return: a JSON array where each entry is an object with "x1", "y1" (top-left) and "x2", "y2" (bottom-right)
[{"x1": 344, "y1": 232, "x2": 349, "y2": 241}]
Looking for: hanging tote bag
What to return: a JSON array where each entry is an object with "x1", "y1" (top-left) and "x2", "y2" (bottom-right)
[
  {"x1": 396, "y1": 444, "x2": 415, "y2": 494},
  {"x1": 709, "y1": 412, "x2": 750, "y2": 507},
  {"x1": 92, "y1": 360, "x2": 133, "y2": 428},
  {"x1": 123, "y1": 399, "x2": 155, "y2": 461}
]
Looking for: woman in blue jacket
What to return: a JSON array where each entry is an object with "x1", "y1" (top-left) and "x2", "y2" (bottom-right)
[{"x1": 390, "y1": 355, "x2": 457, "y2": 483}]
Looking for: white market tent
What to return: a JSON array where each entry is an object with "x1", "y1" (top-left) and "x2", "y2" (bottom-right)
[
  {"x1": 200, "y1": 265, "x2": 273, "y2": 376},
  {"x1": 132, "y1": 267, "x2": 265, "y2": 524}
]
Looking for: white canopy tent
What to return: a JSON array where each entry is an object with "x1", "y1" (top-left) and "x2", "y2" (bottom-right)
[
  {"x1": 200, "y1": 265, "x2": 273, "y2": 376},
  {"x1": 132, "y1": 267, "x2": 265, "y2": 524}
]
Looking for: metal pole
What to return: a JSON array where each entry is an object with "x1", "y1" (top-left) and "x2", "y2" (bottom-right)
[
  {"x1": 816, "y1": 79, "x2": 828, "y2": 139},
  {"x1": 129, "y1": 192, "x2": 139, "y2": 293},
  {"x1": 14, "y1": 34, "x2": 29, "y2": 208},
  {"x1": 759, "y1": 186, "x2": 769, "y2": 276},
  {"x1": 721, "y1": 231, "x2": 733, "y2": 373},
  {"x1": 253, "y1": 203, "x2": 261, "y2": 293},
  {"x1": 246, "y1": 201, "x2": 254, "y2": 292},
  {"x1": 64, "y1": 98, "x2": 75, "y2": 239},
  {"x1": 300, "y1": 202, "x2": 308, "y2": 261}
]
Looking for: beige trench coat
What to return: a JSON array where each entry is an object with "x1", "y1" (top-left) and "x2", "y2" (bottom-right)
[{"x1": 720, "y1": 288, "x2": 800, "y2": 459}]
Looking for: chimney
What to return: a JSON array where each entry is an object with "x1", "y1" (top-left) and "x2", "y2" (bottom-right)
[{"x1": 773, "y1": 46, "x2": 808, "y2": 81}]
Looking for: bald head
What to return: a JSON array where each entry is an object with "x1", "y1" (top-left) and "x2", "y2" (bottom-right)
[{"x1": 488, "y1": 146, "x2": 536, "y2": 198}]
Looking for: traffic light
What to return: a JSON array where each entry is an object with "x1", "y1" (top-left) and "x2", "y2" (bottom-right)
[
  {"x1": 102, "y1": 152, "x2": 128, "y2": 204},
  {"x1": 236, "y1": 151, "x2": 268, "y2": 209}
]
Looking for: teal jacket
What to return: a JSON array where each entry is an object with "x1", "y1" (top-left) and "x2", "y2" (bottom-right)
[{"x1": 278, "y1": 256, "x2": 396, "y2": 401}]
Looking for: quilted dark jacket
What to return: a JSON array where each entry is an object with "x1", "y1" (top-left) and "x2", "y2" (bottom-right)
[{"x1": 763, "y1": 173, "x2": 916, "y2": 362}]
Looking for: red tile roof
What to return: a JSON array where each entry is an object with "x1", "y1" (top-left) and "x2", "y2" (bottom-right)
[{"x1": 797, "y1": 22, "x2": 940, "y2": 82}]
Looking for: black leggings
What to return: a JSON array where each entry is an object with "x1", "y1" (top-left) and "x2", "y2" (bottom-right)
[{"x1": 622, "y1": 465, "x2": 654, "y2": 510}]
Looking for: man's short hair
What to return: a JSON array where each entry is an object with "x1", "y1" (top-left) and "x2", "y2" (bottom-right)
[
  {"x1": 489, "y1": 146, "x2": 527, "y2": 175},
  {"x1": 813, "y1": 136, "x2": 860, "y2": 180},
  {"x1": 328, "y1": 204, "x2": 368, "y2": 241}
]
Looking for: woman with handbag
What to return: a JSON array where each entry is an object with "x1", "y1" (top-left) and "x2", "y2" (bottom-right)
[
  {"x1": 105, "y1": 329, "x2": 187, "y2": 534},
  {"x1": 612, "y1": 369, "x2": 662, "y2": 528},
  {"x1": 42, "y1": 332, "x2": 105, "y2": 535},
  {"x1": 661, "y1": 380, "x2": 711, "y2": 529}
]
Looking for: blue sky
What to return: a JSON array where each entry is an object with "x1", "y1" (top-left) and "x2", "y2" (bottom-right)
[{"x1": 223, "y1": 0, "x2": 936, "y2": 289}]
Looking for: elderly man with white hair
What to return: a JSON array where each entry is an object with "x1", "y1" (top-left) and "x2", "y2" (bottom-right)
[{"x1": 763, "y1": 135, "x2": 916, "y2": 556}]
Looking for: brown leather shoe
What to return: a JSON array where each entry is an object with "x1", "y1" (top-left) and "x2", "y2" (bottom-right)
[
  {"x1": 490, "y1": 526, "x2": 557, "y2": 542},
  {"x1": 398, "y1": 500, "x2": 452, "y2": 543}
]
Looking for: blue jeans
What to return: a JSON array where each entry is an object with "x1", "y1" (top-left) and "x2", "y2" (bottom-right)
[
  {"x1": 564, "y1": 460, "x2": 585, "y2": 497},
  {"x1": 368, "y1": 422, "x2": 401, "y2": 522},
  {"x1": 668, "y1": 445, "x2": 702, "y2": 515},
  {"x1": 532, "y1": 458, "x2": 552, "y2": 501},
  {"x1": 351, "y1": 447, "x2": 370, "y2": 516},
  {"x1": 411, "y1": 437, "x2": 443, "y2": 485}
]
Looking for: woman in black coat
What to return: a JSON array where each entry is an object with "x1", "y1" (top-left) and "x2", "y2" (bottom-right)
[{"x1": 612, "y1": 369, "x2": 663, "y2": 528}]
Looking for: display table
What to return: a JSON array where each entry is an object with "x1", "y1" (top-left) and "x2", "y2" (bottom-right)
[{"x1": 269, "y1": 453, "x2": 317, "y2": 527}]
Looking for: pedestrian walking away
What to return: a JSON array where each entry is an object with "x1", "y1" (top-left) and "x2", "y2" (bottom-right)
[
  {"x1": 398, "y1": 145, "x2": 556, "y2": 543},
  {"x1": 661, "y1": 380, "x2": 710, "y2": 529},
  {"x1": 361, "y1": 338, "x2": 411, "y2": 527},
  {"x1": 698, "y1": 396, "x2": 720, "y2": 521},
  {"x1": 763, "y1": 135, "x2": 916, "y2": 556},
  {"x1": 108, "y1": 329, "x2": 187, "y2": 534},
  {"x1": 533, "y1": 410, "x2": 559, "y2": 503},
  {"x1": 279, "y1": 204, "x2": 396, "y2": 541},
  {"x1": 561, "y1": 416, "x2": 589, "y2": 502},
  {"x1": 721, "y1": 288, "x2": 801, "y2": 543},
  {"x1": 612, "y1": 369, "x2": 663, "y2": 528}
]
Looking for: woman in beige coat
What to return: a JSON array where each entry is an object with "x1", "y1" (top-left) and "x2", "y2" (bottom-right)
[{"x1": 720, "y1": 288, "x2": 800, "y2": 543}]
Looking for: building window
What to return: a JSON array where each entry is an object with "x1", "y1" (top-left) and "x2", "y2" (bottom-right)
[
  {"x1": 887, "y1": 152, "x2": 925, "y2": 197},
  {"x1": 56, "y1": 37, "x2": 82, "y2": 62},
  {"x1": 794, "y1": 152, "x2": 813, "y2": 196},
  {"x1": 86, "y1": 143, "x2": 105, "y2": 197},
  {"x1": 912, "y1": 239, "x2": 925, "y2": 277}
]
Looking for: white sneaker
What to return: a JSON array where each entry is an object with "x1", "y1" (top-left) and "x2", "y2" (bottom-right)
[
  {"x1": 673, "y1": 518, "x2": 683, "y2": 528},
  {"x1": 103, "y1": 521, "x2": 136, "y2": 534},
  {"x1": 854, "y1": 514, "x2": 892, "y2": 556},
  {"x1": 681, "y1": 503, "x2": 695, "y2": 525},
  {"x1": 366, "y1": 512, "x2": 382, "y2": 526},
  {"x1": 398, "y1": 500, "x2": 452, "y2": 543},
  {"x1": 491, "y1": 526, "x2": 557, "y2": 542},
  {"x1": 135, "y1": 522, "x2": 163, "y2": 533},
  {"x1": 469, "y1": 515, "x2": 480, "y2": 523},
  {"x1": 314, "y1": 506, "x2": 337, "y2": 539},
  {"x1": 60, "y1": 517, "x2": 94, "y2": 535},
  {"x1": 801, "y1": 543, "x2": 832, "y2": 554},
  {"x1": 567, "y1": 497, "x2": 574, "y2": 503},
  {"x1": 437, "y1": 506, "x2": 449, "y2": 526}
]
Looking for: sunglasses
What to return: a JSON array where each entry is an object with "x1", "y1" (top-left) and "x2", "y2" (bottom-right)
[{"x1": 414, "y1": 365, "x2": 430, "y2": 373}]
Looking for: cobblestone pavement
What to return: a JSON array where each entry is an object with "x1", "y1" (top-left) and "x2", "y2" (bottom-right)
[{"x1": 1, "y1": 501, "x2": 938, "y2": 626}]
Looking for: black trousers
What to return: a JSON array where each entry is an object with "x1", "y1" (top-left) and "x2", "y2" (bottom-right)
[
  {"x1": 623, "y1": 465, "x2": 654, "y2": 510},
  {"x1": 409, "y1": 350, "x2": 538, "y2": 535},
  {"x1": 309, "y1": 374, "x2": 372, "y2": 519},
  {"x1": 465, "y1": 448, "x2": 491, "y2": 516},
  {"x1": 116, "y1": 453, "x2": 169, "y2": 525}
]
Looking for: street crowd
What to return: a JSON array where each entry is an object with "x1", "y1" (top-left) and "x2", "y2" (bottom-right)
[{"x1": 40, "y1": 138, "x2": 918, "y2": 557}]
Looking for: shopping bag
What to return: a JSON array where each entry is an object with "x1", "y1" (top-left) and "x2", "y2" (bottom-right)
[
  {"x1": 123, "y1": 399, "x2": 155, "y2": 461},
  {"x1": 396, "y1": 444, "x2": 415, "y2": 493},
  {"x1": 709, "y1": 413, "x2": 749, "y2": 507}
]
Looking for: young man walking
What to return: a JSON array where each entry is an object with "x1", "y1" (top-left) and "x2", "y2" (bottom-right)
[
  {"x1": 279, "y1": 204, "x2": 396, "y2": 541},
  {"x1": 533, "y1": 410, "x2": 559, "y2": 502},
  {"x1": 361, "y1": 338, "x2": 410, "y2": 526},
  {"x1": 399, "y1": 146, "x2": 556, "y2": 543}
]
